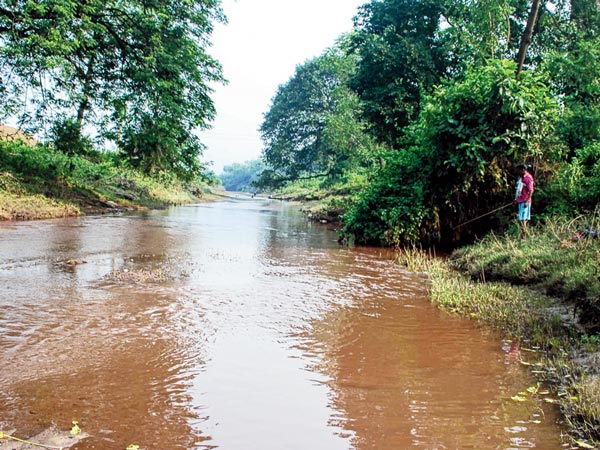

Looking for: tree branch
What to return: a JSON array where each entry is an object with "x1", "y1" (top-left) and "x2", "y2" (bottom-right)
[{"x1": 515, "y1": 0, "x2": 543, "y2": 78}]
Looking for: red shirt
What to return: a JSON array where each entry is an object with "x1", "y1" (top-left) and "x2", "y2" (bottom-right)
[{"x1": 516, "y1": 171, "x2": 534, "y2": 203}]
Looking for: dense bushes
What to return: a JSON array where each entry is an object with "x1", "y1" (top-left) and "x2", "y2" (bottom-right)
[
  {"x1": 0, "y1": 140, "x2": 111, "y2": 185},
  {"x1": 342, "y1": 148, "x2": 431, "y2": 245},
  {"x1": 0, "y1": 139, "x2": 211, "y2": 215},
  {"x1": 343, "y1": 60, "x2": 558, "y2": 246}
]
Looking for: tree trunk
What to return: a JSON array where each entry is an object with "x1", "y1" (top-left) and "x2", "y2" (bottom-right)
[
  {"x1": 515, "y1": 0, "x2": 543, "y2": 79},
  {"x1": 76, "y1": 55, "x2": 97, "y2": 132}
]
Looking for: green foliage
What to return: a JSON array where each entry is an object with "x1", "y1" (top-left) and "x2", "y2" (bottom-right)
[
  {"x1": 440, "y1": 0, "x2": 528, "y2": 68},
  {"x1": 342, "y1": 148, "x2": 431, "y2": 245},
  {"x1": 0, "y1": 139, "x2": 81, "y2": 182},
  {"x1": 50, "y1": 118, "x2": 94, "y2": 156},
  {"x1": 348, "y1": 0, "x2": 447, "y2": 147},
  {"x1": 544, "y1": 143, "x2": 600, "y2": 212},
  {"x1": 119, "y1": 114, "x2": 204, "y2": 182},
  {"x1": 345, "y1": 60, "x2": 558, "y2": 245},
  {"x1": 418, "y1": 60, "x2": 558, "y2": 235},
  {"x1": 219, "y1": 160, "x2": 265, "y2": 192},
  {"x1": 0, "y1": 0, "x2": 224, "y2": 179},
  {"x1": 259, "y1": 46, "x2": 376, "y2": 188},
  {"x1": 541, "y1": 33, "x2": 600, "y2": 213},
  {"x1": 548, "y1": 37, "x2": 600, "y2": 151}
]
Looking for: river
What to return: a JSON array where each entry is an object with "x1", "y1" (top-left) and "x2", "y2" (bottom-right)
[{"x1": 0, "y1": 197, "x2": 565, "y2": 449}]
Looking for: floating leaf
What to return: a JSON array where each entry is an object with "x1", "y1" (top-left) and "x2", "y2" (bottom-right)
[
  {"x1": 70, "y1": 420, "x2": 82, "y2": 436},
  {"x1": 511, "y1": 395, "x2": 527, "y2": 402},
  {"x1": 126, "y1": 444, "x2": 140, "y2": 450}
]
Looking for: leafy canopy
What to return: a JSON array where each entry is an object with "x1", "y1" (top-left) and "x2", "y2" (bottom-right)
[
  {"x1": 343, "y1": 59, "x2": 558, "y2": 245},
  {"x1": 258, "y1": 45, "x2": 377, "y2": 188},
  {"x1": 0, "y1": 0, "x2": 225, "y2": 180}
]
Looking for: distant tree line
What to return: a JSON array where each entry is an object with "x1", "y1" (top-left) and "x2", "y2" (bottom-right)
[
  {"x1": 0, "y1": 0, "x2": 225, "y2": 181},
  {"x1": 257, "y1": 0, "x2": 600, "y2": 245},
  {"x1": 219, "y1": 159, "x2": 265, "y2": 192}
]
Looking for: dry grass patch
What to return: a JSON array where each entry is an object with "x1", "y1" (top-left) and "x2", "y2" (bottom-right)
[
  {"x1": 0, "y1": 190, "x2": 80, "y2": 220},
  {"x1": 568, "y1": 375, "x2": 600, "y2": 441}
]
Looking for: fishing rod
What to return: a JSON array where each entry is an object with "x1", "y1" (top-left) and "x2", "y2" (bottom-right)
[{"x1": 453, "y1": 202, "x2": 514, "y2": 230}]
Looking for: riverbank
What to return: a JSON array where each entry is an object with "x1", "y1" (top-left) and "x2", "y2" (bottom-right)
[
  {"x1": 395, "y1": 216, "x2": 600, "y2": 448},
  {"x1": 0, "y1": 139, "x2": 220, "y2": 221},
  {"x1": 266, "y1": 179, "x2": 364, "y2": 226}
]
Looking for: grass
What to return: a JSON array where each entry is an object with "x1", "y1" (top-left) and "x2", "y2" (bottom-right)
[
  {"x1": 451, "y1": 214, "x2": 600, "y2": 331},
  {"x1": 0, "y1": 189, "x2": 80, "y2": 220},
  {"x1": 396, "y1": 248, "x2": 566, "y2": 340},
  {"x1": 568, "y1": 375, "x2": 600, "y2": 439},
  {"x1": 396, "y1": 237, "x2": 600, "y2": 447},
  {"x1": 0, "y1": 140, "x2": 217, "y2": 221},
  {"x1": 0, "y1": 172, "x2": 80, "y2": 220}
]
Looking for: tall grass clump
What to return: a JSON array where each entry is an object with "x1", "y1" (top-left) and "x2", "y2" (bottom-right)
[
  {"x1": 451, "y1": 213, "x2": 600, "y2": 332},
  {"x1": 396, "y1": 248, "x2": 561, "y2": 339},
  {"x1": 567, "y1": 375, "x2": 600, "y2": 441}
]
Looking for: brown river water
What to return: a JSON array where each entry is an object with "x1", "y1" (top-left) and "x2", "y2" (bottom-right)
[{"x1": 0, "y1": 197, "x2": 567, "y2": 449}]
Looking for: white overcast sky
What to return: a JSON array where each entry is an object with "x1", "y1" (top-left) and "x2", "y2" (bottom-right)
[{"x1": 199, "y1": 0, "x2": 367, "y2": 174}]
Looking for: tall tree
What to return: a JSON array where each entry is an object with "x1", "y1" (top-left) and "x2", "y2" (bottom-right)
[
  {"x1": 515, "y1": 0, "x2": 543, "y2": 77},
  {"x1": 259, "y1": 46, "x2": 375, "y2": 187},
  {"x1": 0, "y1": 0, "x2": 224, "y2": 178},
  {"x1": 440, "y1": 0, "x2": 530, "y2": 70},
  {"x1": 220, "y1": 159, "x2": 266, "y2": 192},
  {"x1": 347, "y1": 0, "x2": 447, "y2": 148}
]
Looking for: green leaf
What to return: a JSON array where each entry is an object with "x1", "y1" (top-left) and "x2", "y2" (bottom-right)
[{"x1": 70, "y1": 420, "x2": 82, "y2": 435}]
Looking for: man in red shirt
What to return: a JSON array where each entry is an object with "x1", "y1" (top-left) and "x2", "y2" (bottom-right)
[{"x1": 514, "y1": 164, "x2": 534, "y2": 234}]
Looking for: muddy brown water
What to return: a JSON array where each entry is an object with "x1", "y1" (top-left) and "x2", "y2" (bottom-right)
[{"x1": 0, "y1": 198, "x2": 566, "y2": 449}]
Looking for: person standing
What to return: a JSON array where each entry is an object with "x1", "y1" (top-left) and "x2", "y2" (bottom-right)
[{"x1": 514, "y1": 163, "x2": 534, "y2": 234}]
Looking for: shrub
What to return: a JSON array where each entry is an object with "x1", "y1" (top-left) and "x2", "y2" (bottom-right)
[{"x1": 342, "y1": 147, "x2": 432, "y2": 245}]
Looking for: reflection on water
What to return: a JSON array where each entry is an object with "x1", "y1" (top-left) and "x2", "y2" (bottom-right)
[{"x1": 0, "y1": 198, "x2": 565, "y2": 449}]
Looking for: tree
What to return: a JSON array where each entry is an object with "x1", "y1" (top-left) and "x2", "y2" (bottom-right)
[
  {"x1": 515, "y1": 0, "x2": 543, "y2": 77},
  {"x1": 347, "y1": 0, "x2": 447, "y2": 147},
  {"x1": 420, "y1": 60, "x2": 557, "y2": 240},
  {"x1": 440, "y1": 0, "x2": 530, "y2": 71},
  {"x1": 0, "y1": 0, "x2": 225, "y2": 179},
  {"x1": 539, "y1": 0, "x2": 600, "y2": 211},
  {"x1": 343, "y1": 60, "x2": 559, "y2": 245},
  {"x1": 258, "y1": 45, "x2": 375, "y2": 188},
  {"x1": 220, "y1": 159, "x2": 266, "y2": 192}
]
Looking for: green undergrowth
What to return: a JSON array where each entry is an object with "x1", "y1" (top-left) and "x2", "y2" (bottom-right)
[
  {"x1": 0, "y1": 140, "x2": 214, "y2": 220},
  {"x1": 271, "y1": 175, "x2": 368, "y2": 223},
  {"x1": 451, "y1": 214, "x2": 600, "y2": 332},
  {"x1": 0, "y1": 172, "x2": 80, "y2": 220},
  {"x1": 396, "y1": 231, "x2": 600, "y2": 447}
]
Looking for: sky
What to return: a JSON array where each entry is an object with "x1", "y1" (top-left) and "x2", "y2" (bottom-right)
[{"x1": 199, "y1": 0, "x2": 367, "y2": 174}]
